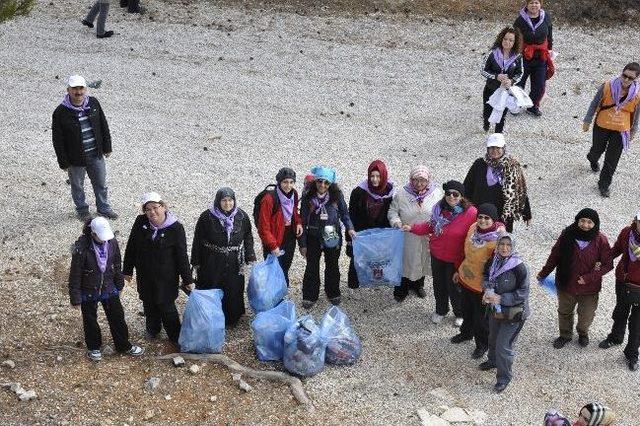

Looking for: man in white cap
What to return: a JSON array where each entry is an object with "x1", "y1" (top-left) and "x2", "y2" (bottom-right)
[{"x1": 52, "y1": 75, "x2": 117, "y2": 221}]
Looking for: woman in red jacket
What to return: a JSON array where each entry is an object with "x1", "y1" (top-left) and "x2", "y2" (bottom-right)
[
  {"x1": 537, "y1": 208, "x2": 613, "y2": 349},
  {"x1": 599, "y1": 211, "x2": 640, "y2": 371},
  {"x1": 257, "y1": 168, "x2": 303, "y2": 285},
  {"x1": 406, "y1": 180, "x2": 477, "y2": 325}
]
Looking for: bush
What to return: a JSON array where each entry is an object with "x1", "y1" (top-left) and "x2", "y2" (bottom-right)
[{"x1": 0, "y1": 0, "x2": 35, "y2": 24}]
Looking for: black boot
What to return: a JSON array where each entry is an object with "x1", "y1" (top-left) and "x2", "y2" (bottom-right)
[
  {"x1": 119, "y1": 0, "x2": 128, "y2": 7},
  {"x1": 128, "y1": 0, "x2": 143, "y2": 13}
]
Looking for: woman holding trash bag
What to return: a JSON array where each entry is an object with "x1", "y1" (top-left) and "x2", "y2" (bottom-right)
[
  {"x1": 299, "y1": 166, "x2": 355, "y2": 309},
  {"x1": 479, "y1": 233, "x2": 529, "y2": 393},
  {"x1": 346, "y1": 160, "x2": 395, "y2": 288},
  {"x1": 191, "y1": 187, "x2": 256, "y2": 327},
  {"x1": 463, "y1": 133, "x2": 531, "y2": 233},
  {"x1": 405, "y1": 181, "x2": 477, "y2": 325},
  {"x1": 537, "y1": 208, "x2": 613, "y2": 350},
  {"x1": 388, "y1": 165, "x2": 442, "y2": 302},
  {"x1": 481, "y1": 26, "x2": 524, "y2": 133},
  {"x1": 123, "y1": 192, "x2": 194, "y2": 344},
  {"x1": 256, "y1": 167, "x2": 303, "y2": 285}
]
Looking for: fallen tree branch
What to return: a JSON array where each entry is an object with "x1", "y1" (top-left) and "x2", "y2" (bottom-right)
[{"x1": 156, "y1": 353, "x2": 312, "y2": 407}]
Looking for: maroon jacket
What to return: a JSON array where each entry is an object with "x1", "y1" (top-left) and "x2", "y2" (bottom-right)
[
  {"x1": 539, "y1": 231, "x2": 613, "y2": 295},
  {"x1": 611, "y1": 226, "x2": 640, "y2": 286}
]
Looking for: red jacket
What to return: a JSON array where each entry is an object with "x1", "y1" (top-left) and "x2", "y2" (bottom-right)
[
  {"x1": 257, "y1": 190, "x2": 301, "y2": 252},
  {"x1": 411, "y1": 206, "x2": 477, "y2": 266},
  {"x1": 612, "y1": 226, "x2": 640, "y2": 286}
]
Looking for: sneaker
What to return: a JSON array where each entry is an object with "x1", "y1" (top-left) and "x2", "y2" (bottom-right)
[
  {"x1": 87, "y1": 349, "x2": 102, "y2": 362},
  {"x1": 431, "y1": 313, "x2": 444, "y2": 324},
  {"x1": 587, "y1": 155, "x2": 600, "y2": 172},
  {"x1": 578, "y1": 335, "x2": 589, "y2": 347},
  {"x1": 97, "y1": 31, "x2": 114, "y2": 39},
  {"x1": 81, "y1": 19, "x2": 94, "y2": 28},
  {"x1": 598, "y1": 338, "x2": 621, "y2": 349},
  {"x1": 301, "y1": 300, "x2": 315, "y2": 310},
  {"x1": 329, "y1": 296, "x2": 341, "y2": 306},
  {"x1": 494, "y1": 382, "x2": 509, "y2": 393},
  {"x1": 77, "y1": 210, "x2": 92, "y2": 222},
  {"x1": 629, "y1": 360, "x2": 639, "y2": 371},
  {"x1": 478, "y1": 361, "x2": 496, "y2": 371},
  {"x1": 98, "y1": 209, "x2": 118, "y2": 219},
  {"x1": 450, "y1": 333, "x2": 472, "y2": 344},
  {"x1": 454, "y1": 317, "x2": 464, "y2": 327},
  {"x1": 415, "y1": 287, "x2": 427, "y2": 298},
  {"x1": 553, "y1": 336, "x2": 571, "y2": 349},
  {"x1": 472, "y1": 345, "x2": 488, "y2": 359},
  {"x1": 393, "y1": 294, "x2": 406, "y2": 302},
  {"x1": 599, "y1": 187, "x2": 610, "y2": 198},
  {"x1": 526, "y1": 106, "x2": 542, "y2": 117},
  {"x1": 127, "y1": 345, "x2": 144, "y2": 356}
]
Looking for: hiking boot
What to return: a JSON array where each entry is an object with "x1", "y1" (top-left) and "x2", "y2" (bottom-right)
[
  {"x1": 553, "y1": 336, "x2": 571, "y2": 349},
  {"x1": 97, "y1": 31, "x2": 114, "y2": 39},
  {"x1": 494, "y1": 382, "x2": 509, "y2": 393},
  {"x1": 127, "y1": 345, "x2": 144, "y2": 356},
  {"x1": 98, "y1": 209, "x2": 118, "y2": 219},
  {"x1": 578, "y1": 335, "x2": 589, "y2": 347},
  {"x1": 526, "y1": 106, "x2": 542, "y2": 117},
  {"x1": 598, "y1": 338, "x2": 621, "y2": 349},
  {"x1": 472, "y1": 345, "x2": 488, "y2": 359},
  {"x1": 393, "y1": 294, "x2": 406, "y2": 302},
  {"x1": 479, "y1": 361, "x2": 496, "y2": 371},
  {"x1": 77, "y1": 210, "x2": 92, "y2": 222},
  {"x1": 450, "y1": 333, "x2": 472, "y2": 344},
  {"x1": 329, "y1": 296, "x2": 341, "y2": 306},
  {"x1": 415, "y1": 287, "x2": 427, "y2": 298},
  {"x1": 301, "y1": 300, "x2": 315, "y2": 310},
  {"x1": 629, "y1": 360, "x2": 639, "y2": 371},
  {"x1": 599, "y1": 187, "x2": 610, "y2": 198},
  {"x1": 81, "y1": 19, "x2": 94, "y2": 28},
  {"x1": 87, "y1": 349, "x2": 103, "y2": 362}
]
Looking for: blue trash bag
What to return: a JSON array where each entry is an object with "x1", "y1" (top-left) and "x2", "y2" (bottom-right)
[
  {"x1": 178, "y1": 289, "x2": 225, "y2": 353},
  {"x1": 539, "y1": 275, "x2": 557, "y2": 295},
  {"x1": 353, "y1": 228, "x2": 404, "y2": 286},
  {"x1": 247, "y1": 254, "x2": 288, "y2": 312},
  {"x1": 251, "y1": 300, "x2": 296, "y2": 361},
  {"x1": 320, "y1": 306, "x2": 362, "y2": 365},
  {"x1": 283, "y1": 315, "x2": 327, "y2": 377}
]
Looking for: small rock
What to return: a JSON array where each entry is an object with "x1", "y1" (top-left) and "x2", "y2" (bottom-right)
[
  {"x1": 172, "y1": 356, "x2": 185, "y2": 367},
  {"x1": 144, "y1": 410, "x2": 155, "y2": 420},
  {"x1": 467, "y1": 409, "x2": 488, "y2": 424},
  {"x1": 87, "y1": 80, "x2": 102, "y2": 89},
  {"x1": 238, "y1": 379, "x2": 253, "y2": 393},
  {"x1": 441, "y1": 407, "x2": 473, "y2": 423},
  {"x1": 164, "y1": 394, "x2": 172, "y2": 400},
  {"x1": 428, "y1": 387, "x2": 455, "y2": 404},
  {"x1": 145, "y1": 377, "x2": 161, "y2": 392},
  {"x1": 189, "y1": 364, "x2": 201, "y2": 375},
  {"x1": 18, "y1": 390, "x2": 37, "y2": 401},
  {"x1": 2, "y1": 360, "x2": 16, "y2": 369},
  {"x1": 203, "y1": 147, "x2": 208, "y2": 151},
  {"x1": 152, "y1": 72, "x2": 156, "y2": 76},
  {"x1": 102, "y1": 345, "x2": 115, "y2": 356},
  {"x1": 209, "y1": 395, "x2": 217, "y2": 402},
  {"x1": 41, "y1": 182, "x2": 46, "y2": 186},
  {"x1": 56, "y1": 356, "x2": 63, "y2": 362},
  {"x1": 231, "y1": 373, "x2": 241, "y2": 382},
  {"x1": 10, "y1": 383, "x2": 25, "y2": 395},
  {"x1": 417, "y1": 408, "x2": 450, "y2": 426}
]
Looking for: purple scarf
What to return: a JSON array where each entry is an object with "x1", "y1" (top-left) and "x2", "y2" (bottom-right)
[
  {"x1": 492, "y1": 48, "x2": 519, "y2": 72},
  {"x1": 629, "y1": 230, "x2": 640, "y2": 262},
  {"x1": 311, "y1": 192, "x2": 329, "y2": 214},
  {"x1": 276, "y1": 186, "x2": 294, "y2": 224},
  {"x1": 92, "y1": 240, "x2": 110, "y2": 273},
  {"x1": 357, "y1": 180, "x2": 395, "y2": 200},
  {"x1": 430, "y1": 202, "x2": 464, "y2": 236},
  {"x1": 61, "y1": 94, "x2": 90, "y2": 117},
  {"x1": 149, "y1": 211, "x2": 178, "y2": 240},
  {"x1": 209, "y1": 206, "x2": 238, "y2": 240},
  {"x1": 610, "y1": 77, "x2": 640, "y2": 152},
  {"x1": 519, "y1": 7, "x2": 545, "y2": 32},
  {"x1": 471, "y1": 227, "x2": 501, "y2": 246},
  {"x1": 489, "y1": 253, "x2": 523, "y2": 283},
  {"x1": 575, "y1": 239, "x2": 590, "y2": 250},
  {"x1": 403, "y1": 182, "x2": 435, "y2": 204},
  {"x1": 486, "y1": 165, "x2": 503, "y2": 186}
]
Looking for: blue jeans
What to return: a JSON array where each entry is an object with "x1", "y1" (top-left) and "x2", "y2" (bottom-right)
[{"x1": 67, "y1": 154, "x2": 111, "y2": 214}]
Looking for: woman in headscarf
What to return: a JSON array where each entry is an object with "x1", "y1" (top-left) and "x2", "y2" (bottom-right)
[
  {"x1": 479, "y1": 233, "x2": 529, "y2": 393},
  {"x1": 463, "y1": 133, "x2": 531, "y2": 232},
  {"x1": 299, "y1": 166, "x2": 355, "y2": 309},
  {"x1": 406, "y1": 180, "x2": 477, "y2": 325},
  {"x1": 191, "y1": 187, "x2": 256, "y2": 327},
  {"x1": 574, "y1": 403, "x2": 616, "y2": 426},
  {"x1": 388, "y1": 165, "x2": 443, "y2": 302},
  {"x1": 451, "y1": 203, "x2": 504, "y2": 359},
  {"x1": 346, "y1": 160, "x2": 395, "y2": 288},
  {"x1": 599, "y1": 210, "x2": 640, "y2": 372},
  {"x1": 537, "y1": 208, "x2": 613, "y2": 349},
  {"x1": 123, "y1": 192, "x2": 193, "y2": 344}
]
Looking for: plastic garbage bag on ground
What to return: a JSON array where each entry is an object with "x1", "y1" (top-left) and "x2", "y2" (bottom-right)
[
  {"x1": 247, "y1": 254, "x2": 288, "y2": 312},
  {"x1": 283, "y1": 315, "x2": 326, "y2": 377},
  {"x1": 353, "y1": 228, "x2": 404, "y2": 286},
  {"x1": 178, "y1": 289, "x2": 225, "y2": 353},
  {"x1": 251, "y1": 300, "x2": 296, "y2": 361},
  {"x1": 539, "y1": 275, "x2": 557, "y2": 295},
  {"x1": 320, "y1": 306, "x2": 362, "y2": 365}
]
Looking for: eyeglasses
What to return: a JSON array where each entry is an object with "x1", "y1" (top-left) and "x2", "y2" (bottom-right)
[
  {"x1": 498, "y1": 242, "x2": 512, "y2": 247},
  {"x1": 622, "y1": 73, "x2": 637, "y2": 81},
  {"x1": 316, "y1": 180, "x2": 330, "y2": 186},
  {"x1": 144, "y1": 205, "x2": 163, "y2": 212},
  {"x1": 445, "y1": 190, "x2": 461, "y2": 198},
  {"x1": 477, "y1": 215, "x2": 492, "y2": 220}
]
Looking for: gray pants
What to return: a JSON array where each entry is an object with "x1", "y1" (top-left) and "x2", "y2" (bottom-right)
[
  {"x1": 67, "y1": 154, "x2": 111, "y2": 214},
  {"x1": 85, "y1": 0, "x2": 110, "y2": 36},
  {"x1": 487, "y1": 317, "x2": 525, "y2": 386}
]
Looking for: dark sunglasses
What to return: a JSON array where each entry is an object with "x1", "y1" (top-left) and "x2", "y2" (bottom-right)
[
  {"x1": 445, "y1": 190, "x2": 461, "y2": 198},
  {"x1": 622, "y1": 73, "x2": 637, "y2": 81},
  {"x1": 477, "y1": 214, "x2": 492, "y2": 220},
  {"x1": 316, "y1": 179, "x2": 330, "y2": 186}
]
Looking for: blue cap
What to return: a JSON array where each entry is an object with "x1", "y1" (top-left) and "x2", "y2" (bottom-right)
[{"x1": 311, "y1": 166, "x2": 337, "y2": 184}]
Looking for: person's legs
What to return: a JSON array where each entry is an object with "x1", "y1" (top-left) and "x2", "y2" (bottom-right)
[
  {"x1": 68, "y1": 166, "x2": 89, "y2": 214},
  {"x1": 458, "y1": 286, "x2": 475, "y2": 338},
  {"x1": 431, "y1": 255, "x2": 449, "y2": 316},
  {"x1": 142, "y1": 299, "x2": 162, "y2": 337},
  {"x1": 557, "y1": 290, "x2": 577, "y2": 339},
  {"x1": 607, "y1": 283, "x2": 631, "y2": 343},
  {"x1": 81, "y1": 300, "x2": 102, "y2": 350},
  {"x1": 588, "y1": 124, "x2": 610, "y2": 166},
  {"x1": 486, "y1": 317, "x2": 499, "y2": 367},
  {"x1": 576, "y1": 293, "x2": 599, "y2": 337},
  {"x1": 159, "y1": 301, "x2": 181, "y2": 343},
  {"x1": 598, "y1": 130, "x2": 624, "y2": 192},
  {"x1": 84, "y1": 1, "x2": 101, "y2": 23},
  {"x1": 623, "y1": 304, "x2": 640, "y2": 363},
  {"x1": 516, "y1": 62, "x2": 530, "y2": 91},
  {"x1": 96, "y1": 1, "x2": 111, "y2": 37},
  {"x1": 127, "y1": 0, "x2": 141, "y2": 13},
  {"x1": 323, "y1": 246, "x2": 341, "y2": 300},
  {"x1": 221, "y1": 273, "x2": 246, "y2": 326},
  {"x1": 347, "y1": 257, "x2": 359, "y2": 289},
  {"x1": 278, "y1": 229, "x2": 296, "y2": 286},
  {"x1": 85, "y1": 154, "x2": 112, "y2": 214},
  {"x1": 494, "y1": 320, "x2": 525, "y2": 386},
  {"x1": 445, "y1": 263, "x2": 463, "y2": 318},
  {"x1": 473, "y1": 291, "x2": 489, "y2": 350},
  {"x1": 494, "y1": 108, "x2": 508, "y2": 133},
  {"x1": 482, "y1": 85, "x2": 494, "y2": 131},
  {"x1": 102, "y1": 296, "x2": 132, "y2": 352},
  {"x1": 302, "y1": 235, "x2": 322, "y2": 302},
  {"x1": 528, "y1": 61, "x2": 547, "y2": 108},
  {"x1": 394, "y1": 277, "x2": 410, "y2": 300}
]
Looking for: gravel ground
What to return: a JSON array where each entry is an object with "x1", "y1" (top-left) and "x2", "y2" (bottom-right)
[{"x1": 1, "y1": 1, "x2": 639, "y2": 425}]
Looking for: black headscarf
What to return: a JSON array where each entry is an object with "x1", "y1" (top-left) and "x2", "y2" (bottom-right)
[{"x1": 556, "y1": 208, "x2": 600, "y2": 287}]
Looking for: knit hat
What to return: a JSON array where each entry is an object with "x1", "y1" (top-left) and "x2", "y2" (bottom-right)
[
  {"x1": 575, "y1": 208, "x2": 600, "y2": 228},
  {"x1": 442, "y1": 180, "x2": 465, "y2": 196},
  {"x1": 477, "y1": 203, "x2": 499, "y2": 221},
  {"x1": 276, "y1": 167, "x2": 296, "y2": 184},
  {"x1": 486, "y1": 133, "x2": 506, "y2": 148},
  {"x1": 409, "y1": 165, "x2": 433, "y2": 182},
  {"x1": 581, "y1": 403, "x2": 615, "y2": 426},
  {"x1": 311, "y1": 166, "x2": 337, "y2": 183}
]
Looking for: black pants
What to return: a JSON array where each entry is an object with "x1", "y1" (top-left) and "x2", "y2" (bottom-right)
[
  {"x1": 587, "y1": 124, "x2": 624, "y2": 191},
  {"x1": 482, "y1": 85, "x2": 508, "y2": 133},
  {"x1": 431, "y1": 255, "x2": 463, "y2": 317},
  {"x1": 517, "y1": 58, "x2": 547, "y2": 107},
  {"x1": 607, "y1": 283, "x2": 640, "y2": 362},
  {"x1": 503, "y1": 217, "x2": 514, "y2": 233},
  {"x1": 81, "y1": 295, "x2": 132, "y2": 352},
  {"x1": 394, "y1": 276, "x2": 425, "y2": 298},
  {"x1": 302, "y1": 234, "x2": 341, "y2": 301},
  {"x1": 262, "y1": 226, "x2": 296, "y2": 286},
  {"x1": 143, "y1": 300, "x2": 181, "y2": 343},
  {"x1": 347, "y1": 258, "x2": 359, "y2": 288},
  {"x1": 459, "y1": 286, "x2": 489, "y2": 349}
]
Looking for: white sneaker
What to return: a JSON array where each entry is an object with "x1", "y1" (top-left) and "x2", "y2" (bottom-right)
[
  {"x1": 454, "y1": 317, "x2": 464, "y2": 327},
  {"x1": 431, "y1": 313, "x2": 444, "y2": 324},
  {"x1": 87, "y1": 350, "x2": 103, "y2": 362},
  {"x1": 127, "y1": 345, "x2": 145, "y2": 356}
]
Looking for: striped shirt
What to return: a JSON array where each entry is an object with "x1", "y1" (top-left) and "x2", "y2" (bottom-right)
[{"x1": 78, "y1": 115, "x2": 97, "y2": 154}]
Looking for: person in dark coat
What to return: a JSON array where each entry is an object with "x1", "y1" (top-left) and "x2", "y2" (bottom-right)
[
  {"x1": 191, "y1": 187, "x2": 256, "y2": 327},
  {"x1": 346, "y1": 160, "x2": 395, "y2": 288},
  {"x1": 464, "y1": 133, "x2": 531, "y2": 232},
  {"x1": 537, "y1": 208, "x2": 613, "y2": 349},
  {"x1": 123, "y1": 192, "x2": 193, "y2": 343}
]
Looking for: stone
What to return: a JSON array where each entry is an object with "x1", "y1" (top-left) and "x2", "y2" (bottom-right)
[
  {"x1": 441, "y1": 407, "x2": 473, "y2": 423},
  {"x1": 209, "y1": 396, "x2": 217, "y2": 402},
  {"x1": 144, "y1": 410, "x2": 155, "y2": 420},
  {"x1": 467, "y1": 409, "x2": 488, "y2": 425},
  {"x1": 56, "y1": 356, "x2": 63, "y2": 362},
  {"x1": 164, "y1": 394, "x2": 172, "y2": 401},
  {"x1": 10, "y1": 383, "x2": 25, "y2": 395},
  {"x1": 101, "y1": 345, "x2": 115, "y2": 356},
  {"x1": 18, "y1": 390, "x2": 37, "y2": 401},
  {"x1": 231, "y1": 373, "x2": 241, "y2": 382},
  {"x1": 417, "y1": 408, "x2": 450, "y2": 426},
  {"x1": 172, "y1": 356, "x2": 185, "y2": 367},
  {"x1": 189, "y1": 364, "x2": 201, "y2": 375},
  {"x1": 1, "y1": 360, "x2": 16, "y2": 369},
  {"x1": 238, "y1": 379, "x2": 253, "y2": 393},
  {"x1": 428, "y1": 387, "x2": 455, "y2": 404},
  {"x1": 145, "y1": 377, "x2": 161, "y2": 392}
]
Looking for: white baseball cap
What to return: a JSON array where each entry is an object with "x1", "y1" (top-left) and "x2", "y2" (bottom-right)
[
  {"x1": 486, "y1": 133, "x2": 506, "y2": 148},
  {"x1": 140, "y1": 192, "x2": 163, "y2": 206},
  {"x1": 67, "y1": 75, "x2": 87, "y2": 88},
  {"x1": 636, "y1": 210, "x2": 640, "y2": 220},
  {"x1": 90, "y1": 217, "x2": 115, "y2": 241}
]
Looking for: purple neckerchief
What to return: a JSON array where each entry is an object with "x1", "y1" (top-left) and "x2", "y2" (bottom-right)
[
  {"x1": 519, "y1": 7, "x2": 545, "y2": 32},
  {"x1": 357, "y1": 180, "x2": 395, "y2": 200},
  {"x1": 92, "y1": 240, "x2": 110, "y2": 273},
  {"x1": 489, "y1": 253, "x2": 523, "y2": 282},
  {"x1": 276, "y1": 186, "x2": 294, "y2": 224},
  {"x1": 492, "y1": 48, "x2": 518, "y2": 72},
  {"x1": 403, "y1": 182, "x2": 435, "y2": 204},
  {"x1": 149, "y1": 211, "x2": 178, "y2": 240},
  {"x1": 471, "y1": 228, "x2": 501, "y2": 246},
  {"x1": 311, "y1": 192, "x2": 329, "y2": 214},
  {"x1": 575, "y1": 239, "x2": 590, "y2": 250},
  {"x1": 430, "y1": 202, "x2": 463, "y2": 236},
  {"x1": 610, "y1": 77, "x2": 640, "y2": 152},
  {"x1": 61, "y1": 94, "x2": 90, "y2": 117},
  {"x1": 486, "y1": 165, "x2": 503, "y2": 187},
  {"x1": 209, "y1": 206, "x2": 238, "y2": 240},
  {"x1": 629, "y1": 230, "x2": 640, "y2": 262}
]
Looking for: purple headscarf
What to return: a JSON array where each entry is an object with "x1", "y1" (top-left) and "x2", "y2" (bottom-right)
[
  {"x1": 209, "y1": 187, "x2": 238, "y2": 240},
  {"x1": 629, "y1": 229, "x2": 640, "y2": 262},
  {"x1": 92, "y1": 240, "x2": 110, "y2": 273},
  {"x1": 61, "y1": 94, "x2": 90, "y2": 117},
  {"x1": 519, "y1": 7, "x2": 545, "y2": 32},
  {"x1": 311, "y1": 192, "x2": 329, "y2": 214},
  {"x1": 492, "y1": 48, "x2": 519, "y2": 72},
  {"x1": 430, "y1": 201, "x2": 464, "y2": 236},
  {"x1": 276, "y1": 186, "x2": 294, "y2": 224},
  {"x1": 610, "y1": 77, "x2": 640, "y2": 152},
  {"x1": 403, "y1": 182, "x2": 436, "y2": 204},
  {"x1": 149, "y1": 211, "x2": 178, "y2": 240},
  {"x1": 488, "y1": 234, "x2": 523, "y2": 282}
]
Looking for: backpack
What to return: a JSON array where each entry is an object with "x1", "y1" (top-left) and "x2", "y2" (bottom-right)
[{"x1": 253, "y1": 184, "x2": 279, "y2": 228}]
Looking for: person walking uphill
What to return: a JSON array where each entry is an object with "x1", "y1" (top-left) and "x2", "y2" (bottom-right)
[
  {"x1": 388, "y1": 165, "x2": 443, "y2": 302},
  {"x1": 406, "y1": 181, "x2": 477, "y2": 325},
  {"x1": 52, "y1": 75, "x2": 118, "y2": 222},
  {"x1": 123, "y1": 192, "x2": 193, "y2": 344},
  {"x1": 299, "y1": 166, "x2": 355, "y2": 309},
  {"x1": 464, "y1": 133, "x2": 531, "y2": 233},
  {"x1": 537, "y1": 208, "x2": 613, "y2": 349},
  {"x1": 69, "y1": 217, "x2": 144, "y2": 361},
  {"x1": 346, "y1": 160, "x2": 395, "y2": 288},
  {"x1": 583, "y1": 62, "x2": 640, "y2": 198},
  {"x1": 191, "y1": 188, "x2": 256, "y2": 327},
  {"x1": 81, "y1": 0, "x2": 114, "y2": 38}
]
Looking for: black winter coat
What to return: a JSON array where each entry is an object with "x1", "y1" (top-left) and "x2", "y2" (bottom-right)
[
  {"x1": 345, "y1": 186, "x2": 392, "y2": 257},
  {"x1": 123, "y1": 214, "x2": 193, "y2": 304},
  {"x1": 514, "y1": 12, "x2": 553, "y2": 48},
  {"x1": 482, "y1": 53, "x2": 524, "y2": 92},
  {"x1": 52, "y1": 97, "x2": 112, "y2": 169}
]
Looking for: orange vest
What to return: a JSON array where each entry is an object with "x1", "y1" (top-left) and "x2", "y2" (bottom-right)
[
  {"x1": 457, "y1": 224, "x2": 498, "y2": 293},
  {"x1": 595, "y1": 81, "x2": 640, "y2": 132}
]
